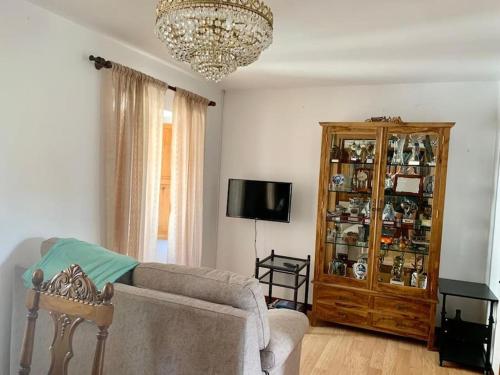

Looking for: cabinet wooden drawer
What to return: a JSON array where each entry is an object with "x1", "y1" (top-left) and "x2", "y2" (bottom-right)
[
  {"x1": 315, "y1": 302, "x2": 369, "y2": 327},
  {"x1": 373, "y1": 296, "x2": 430, "y2": 319},
  {"x1": 372, "y1": 313, "x2": 429, "y2": 338},
  {"x1": 315, "y1": 285, "x2": 369, "y2": 308}
]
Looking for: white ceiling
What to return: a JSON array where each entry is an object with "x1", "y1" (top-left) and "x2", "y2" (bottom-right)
[{"x1": 27, "y1": 0, "x2": 500, "y2": 90}]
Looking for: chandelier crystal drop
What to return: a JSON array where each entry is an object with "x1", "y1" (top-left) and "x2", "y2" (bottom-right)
[{"x1": 155, "y1": 0, "x2": 273, "y2": 82}]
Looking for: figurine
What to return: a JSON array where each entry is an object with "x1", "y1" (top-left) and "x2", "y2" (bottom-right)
[{"x1": 390, "y1": 253, "x2": 405, "y2": 284}]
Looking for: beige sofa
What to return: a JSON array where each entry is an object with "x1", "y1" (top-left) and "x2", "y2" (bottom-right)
[{"x1": 10, "y1": 239, "x2": 309, "y2": 375}]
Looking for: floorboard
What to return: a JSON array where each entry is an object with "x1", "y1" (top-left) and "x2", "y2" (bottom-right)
[{"x1": 300, "y1": 324, "x2": 480, "y2": 374}]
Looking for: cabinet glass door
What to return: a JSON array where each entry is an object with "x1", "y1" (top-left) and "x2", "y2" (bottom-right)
[
  {"x1": 375, "y1": 130, "x2": 439, "y2": 291},
  {"x1": 323, "y1": 132, "x2": 378, "y2": 285}
]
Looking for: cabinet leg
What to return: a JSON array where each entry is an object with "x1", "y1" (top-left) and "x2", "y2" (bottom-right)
[{"x1": 309, "y1": 312, "x2": 318, "y2": 327}]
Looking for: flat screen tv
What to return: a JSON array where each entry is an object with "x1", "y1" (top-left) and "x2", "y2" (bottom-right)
[{"x1": 226, "y1": 179, "x2": 292, "y2": 223}]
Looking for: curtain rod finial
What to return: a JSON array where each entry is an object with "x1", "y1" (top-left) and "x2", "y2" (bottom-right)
[{"x1": 89, "y1": 55, "x2": 112, "y2": 70}]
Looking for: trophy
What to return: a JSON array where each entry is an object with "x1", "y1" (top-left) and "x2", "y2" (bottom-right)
[
  {"x1": 349, "y1": 142, "x2": 362, "y2": 162},
  {"x1": 359, "y1": 143, "x2": 368, "y2": 163},
  {"x1": 382, "y1": 202, "x2": 396, "y2": 221},
  {"x1": 360, "y1": 198, "x2": 371, "y2": 218},
  {"x1": 329, "y1": 256, "x2": 347, "y2": 276},
  {"x1": 365, "y1": 143, "x2": 375, "y2": 164},
  {"x1": 400, "y1": 198, "x2": 418, "y2": 221},
  {"x1": 384, "y1": 173, "x2": 394, "y2": 191},
  {"x1": 408, "y1": 135, "x2": 423, "y2": 165},
  {"x1": 423, "y1": 175, "x2": 434, "y2": 194},
  {"x1": 389, "y1": 135, "x2": 406, "y2": 165},
  {"x1": 390, "y1": 253, "x2": 405, "y2": 285},
  {"x1": 330, "y1": 144, "x2": 342, "y2": 163},
  {"x1": 326, "y1": 226, "x2": 337, "y2": 242},
  {"x1": 411, "y1": 255, "x2": 427, "y2": 288},
  {"x1": 358, "y1": 225, "x2": 368, "y2": 243},
  {"x1": 423, "y1": 135, "x2": 438, "y2": 166}
]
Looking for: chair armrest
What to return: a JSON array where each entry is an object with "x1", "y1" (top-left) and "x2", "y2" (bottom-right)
[{"x1": 260, "y1": 309, "x2": 309, "y2": 371}]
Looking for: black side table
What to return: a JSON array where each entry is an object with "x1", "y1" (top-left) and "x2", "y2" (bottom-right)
[
  {"x1": 439, "y1": 278, "x2": 498, "y2": 375},
  {"x1": 255, "y1": 250, "x2": 310, "y2": 313}
]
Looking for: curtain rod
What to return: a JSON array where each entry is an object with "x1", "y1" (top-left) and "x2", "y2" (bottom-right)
[{"x1": 89, "y1": 55, "x2": 216, "y2": 107}]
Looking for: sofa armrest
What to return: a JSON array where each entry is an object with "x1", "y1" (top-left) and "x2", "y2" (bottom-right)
[
  {"x1": 260, "y1": 309, "x2": 309, "y2": 372},
  {"x1": 107, "y1": 284, "x2": 265, "y2": 375}
]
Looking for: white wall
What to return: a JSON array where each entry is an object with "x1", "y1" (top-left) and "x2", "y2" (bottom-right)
[
  {"x1": 487, "y1": 82, "x2": 500, "y2": 373},
  {"x1": 0, "y1": 0, "x2": 223, "y2": 372},
  {"x1": 217, "y1": 82, "x2": 498, "y2": 319}
]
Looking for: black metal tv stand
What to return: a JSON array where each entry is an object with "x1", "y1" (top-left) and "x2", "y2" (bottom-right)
[
  {"x1": 255, "y1": 250, "x2": 310, "y2": 313},
  {"x1": 439, "y1": 278, "x2": 498, "y2": 374}
]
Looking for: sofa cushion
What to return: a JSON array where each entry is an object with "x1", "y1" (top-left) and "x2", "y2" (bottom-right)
[
  {"x1": 260, "y1": 309, "x2": 309, "y2": 372},
  {"x1": 133, "y1": 263, "x2": 270, "y2": 349}
]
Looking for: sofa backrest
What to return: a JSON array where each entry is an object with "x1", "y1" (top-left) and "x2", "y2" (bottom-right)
[
  {"x1": 133, "y1": 263, "x2": 271, "y2": 350},
  {"x1": 40, "y1": 238, "x2": 59, "y2": 257}
]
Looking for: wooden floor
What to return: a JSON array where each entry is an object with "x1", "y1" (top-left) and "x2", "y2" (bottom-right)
[{"x1": 300, "y1": 324, "x2": 479, "y2": 375}]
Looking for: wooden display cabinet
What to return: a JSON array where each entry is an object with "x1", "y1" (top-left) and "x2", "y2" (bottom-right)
[{"x1": 311, "y1": 120, "x2": 454, "y2": 348}]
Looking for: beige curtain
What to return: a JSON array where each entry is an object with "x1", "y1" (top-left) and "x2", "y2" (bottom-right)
[
  {"x1": 168, "y1": 89, "x2": 209, "y2": 266},
  {"x1": 102, "y1": 64, "x2": 166, "y2": 261}
]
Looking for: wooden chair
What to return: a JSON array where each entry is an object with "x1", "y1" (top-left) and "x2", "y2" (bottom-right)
[{"x1": 18, "y1": 264, "x2": 114, "y2": 375}]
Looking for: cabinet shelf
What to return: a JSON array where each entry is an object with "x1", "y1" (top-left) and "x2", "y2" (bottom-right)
[
  {"x1": 330, "y1": 161, "x2": 375, "y2": 166},
  {"x1": 326, "y1": 240, "x2": 368, "y2": 248},
  {"x1": 379, "y1": 246, "x2": 429, "y2": 256},
  {"x1": 259, "y1": 271, "x2": 307, "y2": 289},
  {"x1": 385, "y1": 163, "x2": 437, "y2": 168},
  {"x1": 384, "y1": 192, "x2": 434, "y2": 199},
  {"x1": 329, "y1": 189, "x2": 372, "y2": 195},
  {"x1": 314, "y1": 121, "x2": 453, "y2": 347},
  {"x1": 326, "y1": 217, "x2": 370, "y2": 225},
  {"x1": 382, "y1": 222, "x2": 432, "y2": 230}
]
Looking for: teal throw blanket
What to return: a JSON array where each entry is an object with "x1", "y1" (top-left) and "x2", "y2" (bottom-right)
[{"x1": 23, "y1": 238, "x2": 139, "y2": 290}]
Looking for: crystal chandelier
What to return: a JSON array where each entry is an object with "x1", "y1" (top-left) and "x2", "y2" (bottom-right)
[{"x1": 155, "y1": 0, "x2": 274, "y2": 82}]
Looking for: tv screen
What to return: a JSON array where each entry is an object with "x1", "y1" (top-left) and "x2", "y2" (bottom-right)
[{"x1": 226, "y1": 179, "x2": 292, "y2": 223}]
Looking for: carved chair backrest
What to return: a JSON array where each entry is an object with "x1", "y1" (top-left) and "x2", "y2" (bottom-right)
[{"x1": 19, "y1": 265, "x2": 114, "y2": 375}]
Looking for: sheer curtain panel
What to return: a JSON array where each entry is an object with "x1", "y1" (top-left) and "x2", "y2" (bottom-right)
[
  {"x1": 168, "y1": 89, "x2": 209, "y2": 266},
  {"x1": 102, "y1": 64, "x2": 166, "y2": 261}
]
